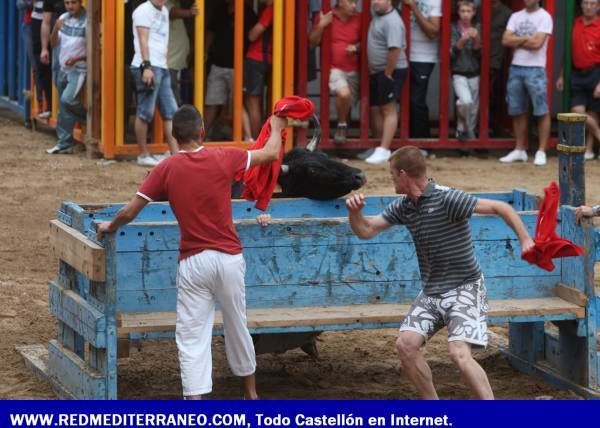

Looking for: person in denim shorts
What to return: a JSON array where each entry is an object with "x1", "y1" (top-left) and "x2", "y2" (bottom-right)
[
  {"x1": 346, "y1": 146, "x2": 534, "y2": 399},
  {"x1": 499, "y1": 0, "x2": 553, "y2": 166},
  {"x1": 131, "y1": 0, "x2": 179, "y2": 167}
]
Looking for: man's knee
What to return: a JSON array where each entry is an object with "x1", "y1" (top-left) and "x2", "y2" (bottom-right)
[
  {"x1": 336, "y1": 87, "x2": 351, "y2": 101},
  {"x1": 448, "y1": 341, "x2": 472, "y2": 370},
  {"x1": 395, "y1": 332, "x2": 423, "y2": 360}
]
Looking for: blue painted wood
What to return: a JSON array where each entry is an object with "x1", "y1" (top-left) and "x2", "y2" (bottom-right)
[
  {"x1": 509, "y1": 322, "x2": 544, "y2": 363},
  {"x1": 0, "y1": 0, "x2": 7, "y2": 97},
  {"x1": 113, "y1": 275, "x2": 561, "y2": 313},
  {"x1": 103, "y1": 234, "x2": 118, "y2": 399},
  {"x1": 109, "y1": 214, "x2": 539, "y2": 253},
  {"x1": 49, "y1": 281, "x2": 106, "y2": 348},
  {"x1": 63, "y1": 193, "x2": 526, "y2": 234},
  {"x1": 48, "y1": 340, "x2": 106, "y2": 399},
  {"x1": 7, "y1": 0, "x2": 16, "y2": 100}
]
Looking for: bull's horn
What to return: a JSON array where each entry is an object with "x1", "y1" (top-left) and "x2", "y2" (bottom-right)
[
  {"x1": 280, "y1": 164, "x2": 289, "y2": 174},
  {"x1": 306, "y1": 113, "x2": 321, "y2": 152}
]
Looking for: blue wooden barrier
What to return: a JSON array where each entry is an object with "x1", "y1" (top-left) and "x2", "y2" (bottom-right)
[
  {"x1": 16, "y1": 115, "x2": 600, "y2": 399},
  {"x1": 0, "y1": 0, "x2": 30, "y2": 119}
]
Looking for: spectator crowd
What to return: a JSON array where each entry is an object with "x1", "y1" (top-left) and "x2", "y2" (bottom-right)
[{"x1": 17, "y1": 0, "x2": 600, "y2": 167}]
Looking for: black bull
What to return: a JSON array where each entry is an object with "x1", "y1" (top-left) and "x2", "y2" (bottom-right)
[
  {"x1": 233, "y1": 148, "x2": 366, "y2": 356},
  {"x1": 233, "y1": 148, "x2": 367, "y2": 201}
]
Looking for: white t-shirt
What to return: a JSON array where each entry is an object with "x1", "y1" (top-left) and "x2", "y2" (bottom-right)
[
  {"x1": 409, "y1": 0, "x2": 442, "y2": 63},
  {"x1": 57, "y1": 11, "x2": 87, "y2": 71},
  {"x1": 131, "y1": 1, "x2": 170, "y2": 69},
  {"x1": 506, "y1": 8, "x2": 553, "y2": 68}
]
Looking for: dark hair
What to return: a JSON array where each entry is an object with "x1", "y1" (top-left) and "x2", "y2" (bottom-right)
[
  {"x1": 389, "y1": 146, "x2": 426, "y2": 177},
  {"x1": 172, "y1": 105, "x2": 204, "y2": 144}
]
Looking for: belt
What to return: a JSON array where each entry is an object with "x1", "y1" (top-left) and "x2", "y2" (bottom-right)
[{"x1": 573, "y1": 64, "x2": 600, "y2": 73}]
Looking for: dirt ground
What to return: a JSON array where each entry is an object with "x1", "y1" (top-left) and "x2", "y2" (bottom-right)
[{"x1": 1, "y1": 108, "x2": 598, "y2": 400}]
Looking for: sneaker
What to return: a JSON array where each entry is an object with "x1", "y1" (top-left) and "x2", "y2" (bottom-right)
[
  {"x1": 38, "y1": 111, "x2": 51, "y2": 119},
  {"x1": 153, "y1": 151, "x2": 171, "y2": 162},
  {"x1": 333, "y1": 123, "x2": 347, "y2": 145},
  {"x1": 420, "y1": 149, "x2": 429, "y2": 157},
  {"x1": 533, "y1": 150, "x2": 547, "y2": 166},
  {"x1": 584, "y1": 151, "x2": 596, "y2": 161},
  {"x1": 46, "y1": 144, "x2": 73, "y2": 154},
  {"x1": 357, "y1": 148, "x2": 374, "y2": 161},
  {"x1": 456, "y1": 131, "x2": 467, "y2": 142},
  {"x1": 499, "y1": 149, "x2": 528, "y2": 163},
  {"x1": 364, "y1": 147, "x2": 391, "y2": 164},
  {"x1": 137, "y1": 153, "x2": 159, "y2": 167},
  {"x1": 465, "y1": 130, "x2": 477, "y2": 140}
]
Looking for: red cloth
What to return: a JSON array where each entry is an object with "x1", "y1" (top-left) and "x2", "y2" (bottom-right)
[
  {"x1": 138, "y1": 148, "x2": 249, "y2": 261},
  {"x1": 572, "y1": 16, "x2": 600, "y2": 70},
  {"x1": 521, "y1": 182, "x2": 583, "y2": 271},
  {"x1": 313, "y1": 10, "x2": 362, "y2": 72},
  {"x1": 246, "y1": 5, "x2": 274, "y2": 64},
  {"x1": 237, "y1": 96, "x2": 315, "y2": 211}
]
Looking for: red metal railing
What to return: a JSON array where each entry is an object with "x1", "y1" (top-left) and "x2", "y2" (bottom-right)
[{"x1": 295, "y1": 0, "x2": 558, "y2": 151}]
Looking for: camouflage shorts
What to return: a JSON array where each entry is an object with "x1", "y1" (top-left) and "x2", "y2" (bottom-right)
[{"x1": 400, "y1": 276, "x2": 489, "y2": 347}]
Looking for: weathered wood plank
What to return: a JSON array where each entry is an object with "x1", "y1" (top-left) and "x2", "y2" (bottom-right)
[
  {"x1": 49, "y1": 219, "x2": 105, "y2": 281},
  {"x1": 113, "y1": 275, "x2": 562, "y2": 313},
  {"x1": 117, "y1": 297, "x2": 585, "y2": 333},
  {"x1": 66, "y1": 193, "x2": 527, "y2": 232},
  {"x1": 49, "y1": 281, "x2": 106, "y2": 348},
  {"x1": 555, "y1": 283, "x2": 588, "y2": 307},
  {"x1": 47, "y1": 340, "x2": 106, "y2": 399},
  {"x1": 110, "y1": 214, "x2": 539, "y2": 253}
]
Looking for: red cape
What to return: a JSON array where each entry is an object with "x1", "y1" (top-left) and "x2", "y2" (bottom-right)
[
  {"x1": 236, "y1": 97, "x2": 315, "y2": 211},
  {"x1": 521, "y1": 182, "x2": 583, "y2": 271}
]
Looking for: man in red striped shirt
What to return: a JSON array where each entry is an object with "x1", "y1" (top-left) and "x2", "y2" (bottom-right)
[{"x1": 556, "y1": 0, "x2": 600, "y2": 160}]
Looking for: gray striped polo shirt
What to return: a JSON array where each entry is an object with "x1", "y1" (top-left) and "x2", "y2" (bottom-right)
[{"x1": 382, "y1": 180, "x2": 481, "y2": 295}]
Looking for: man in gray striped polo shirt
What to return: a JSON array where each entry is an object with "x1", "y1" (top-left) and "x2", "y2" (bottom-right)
[{"x1": 346, "y1": 146, "x2": 534, "y2": 399}]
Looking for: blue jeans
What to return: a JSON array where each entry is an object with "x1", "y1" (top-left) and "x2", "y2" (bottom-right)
[
  {"x1": 131, "y1": 66, "x2": 178, "y2": 123},
  {"x1": 506, "y1": 65, "x2": 549, "y2": 117},
  {"x1": 56, "y1": 70, "x2": 87, "y2": 149}
]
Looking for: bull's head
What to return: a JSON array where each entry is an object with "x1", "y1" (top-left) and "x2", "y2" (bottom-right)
[{"x1": 278, "y1": 148, "x2": 366, "y2": 200}]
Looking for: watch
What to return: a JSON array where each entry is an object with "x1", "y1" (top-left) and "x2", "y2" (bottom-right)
[
  {"x1": 592, "y1": 205, "x2": 600, "y2": 216},
  {"x1": 140, "y1": 60, "x2": 152, "y2": 71}
]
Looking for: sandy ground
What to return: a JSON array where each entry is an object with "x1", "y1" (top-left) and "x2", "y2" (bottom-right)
[{"x1": 1, "y1": 108, "x2": 598, "y2": 399}]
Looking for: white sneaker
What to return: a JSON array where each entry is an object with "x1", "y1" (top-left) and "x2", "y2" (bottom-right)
[
  {"x1": 364, "y1": 147, "x2": 391, "y2": 164},
  {"x1": 137, "y1": 153, "x2": 159, "y2": 167},
  {"x1": 584, "y1": 151, "x2": 596, "y2": 161},
  {"x1": 419, "y1": 149, "x2": 429, "y2": 157},
  {"x1": 499, "y1": 149, "x2": 528, "y2": 163},
  {"x1": 533, "y1": 150, "x2": 547, "y2": 166},
  {"x1": 38, "y1": 111, "x2": 51, "y2": 119},
  {"x1": 46, "y1": 144, "x2": 73, "y2": 154},
  {"x1": 153, "y1": 151, "x2": 171, "y2": 162}
]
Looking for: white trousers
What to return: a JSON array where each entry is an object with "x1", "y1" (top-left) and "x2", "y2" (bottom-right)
[
  {"x1": 452, "y1": 74, "x2": 480, "y2": 134},
  {"x1": 176, "y1": 250, "x2": 256, "y2": 396}
]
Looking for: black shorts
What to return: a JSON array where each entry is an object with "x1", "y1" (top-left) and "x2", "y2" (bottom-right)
[
  {"x1": 369, "y1": 69, "x2": 407, "y2": 107},
  {"x1": 243, "y1": 59, "x2": 271, "y2": 97},
  {"x1": 570, "y1": 66, "x2": 600, "y2": 113}
]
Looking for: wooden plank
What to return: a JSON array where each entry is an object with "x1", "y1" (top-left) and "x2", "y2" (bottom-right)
[
  {"x1": 555, "y1": 283, "x2": 588, "y2": 307},
  {"x1": 49, "y1": 219, "x2": 105, "y2": 281},
  {"x1": 117, "y1": 297, "x2": 585, "y2": 334},
  {"x1": 48, "y1": 340, "x2": 106, "y2": 399},
  {"x1": 16, "y1": 344, "x2": 76, "y2": 399},
  {"x1": 49, "y1": 281, "x2": 106, "y2": 348},
  {"x1": 114, "y1": 276, "x2": 562, "y2": 313}
]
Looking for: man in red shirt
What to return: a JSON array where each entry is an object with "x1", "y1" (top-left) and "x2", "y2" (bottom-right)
[
  {"x1": 556, "y1": 0, "x2": 600, "y2": 160},
  {"x1": 309, "y1": 0, "x2": 362, "y2": 144},
  {"x1": 244, "y1": 0, "x2": 274, "y2": 138},
  {"x1": 98, "y1": 105, "x2": 286, "y2": 399}
]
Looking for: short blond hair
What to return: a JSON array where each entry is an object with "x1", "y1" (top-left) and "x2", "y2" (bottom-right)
[{"x1": 389, "y1": 146, "x2": 426, "y2": 177}]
